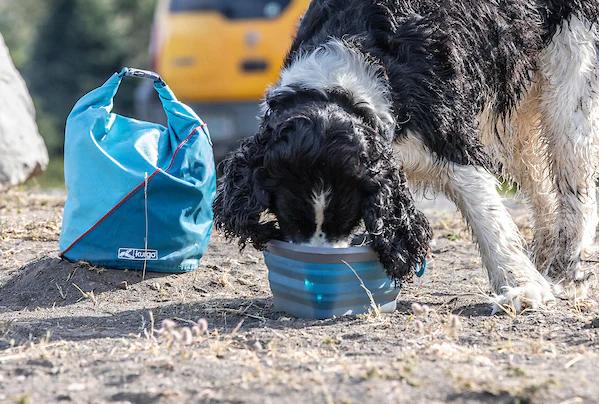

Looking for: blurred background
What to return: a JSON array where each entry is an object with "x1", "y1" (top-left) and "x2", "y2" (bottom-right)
[{"x1": 0, "y1": 0, "x2": 309, "y2": 189}]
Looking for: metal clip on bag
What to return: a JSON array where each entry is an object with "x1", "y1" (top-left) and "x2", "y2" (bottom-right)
[{"x1": 59, "y1": 68, "x2": 216, "y2": 273}]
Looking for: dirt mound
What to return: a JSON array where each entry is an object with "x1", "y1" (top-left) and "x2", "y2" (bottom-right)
[{"x1": 0, "y1": 257, "x2": 166, "y2": 311}]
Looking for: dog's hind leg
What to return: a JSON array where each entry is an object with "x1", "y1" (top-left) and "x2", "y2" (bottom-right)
[
  {"x1": 480, "y1": 84, "x2": 557, "y2": 275},
  {"x1": 397, "y1": 135, "x2": 554, "y2": 312},
  {"x1": 539, "y1": 15, "x2": 599, "y2": 291}
]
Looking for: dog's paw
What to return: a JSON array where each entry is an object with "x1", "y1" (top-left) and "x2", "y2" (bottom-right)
[
  {"x1": 549, "y1": 258, "x2": 596, "y2": 300},
  {"x1": 553, "y1": 275, "x2": 595, "y2": 300},
  {"x1": 492, "y1": 280, "x2": 555, "y2": 314}
]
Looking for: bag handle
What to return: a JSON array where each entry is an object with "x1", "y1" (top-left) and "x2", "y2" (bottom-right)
[
  {"x1": 117, "y1": 67, "x2": 177, "y2": 102},
  {"x1": 117, "y1": 67, "x2": 208, "y2": 143},
  {"x1": 121, "y1": 67, "x2": 163, "y2": 83},
  {"x1": 71, "y1": 67, "x2": 208, "y2": 143}
]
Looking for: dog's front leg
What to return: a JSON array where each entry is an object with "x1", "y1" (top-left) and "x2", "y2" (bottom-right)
[
  {"x1": 539, "y1": 15, "x2": 599, "y2": 292},
  {"x1": 397, "y1": 135, "x2": 554, "y2": 312},
  {"x1": 444, "y1": 165, "x2": 555, "y2": 312}
]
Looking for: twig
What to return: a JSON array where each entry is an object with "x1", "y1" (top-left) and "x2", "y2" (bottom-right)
[
  {"x1": 564, "y1": 355, "x2": 584, "y2": 369},
  {"x1": 55, "y1": 283, "x2": 66, "y2": 300},
  {"x1": 72, "y1": 283, "x2": 98, "y2": 305},
  {"x1": 173, "y1": 317, "x2": 200, "y2": 326},
  {"x1": 221, "y1": 308, "x2": 266, "y2": 322},
  {"x1": 0, "y1": 353, "x2": 29, "y2": 363},
  {"x1": 342, "y1": 260, "x2": 381, "y2": 317},
  {"x1": 149, "y1": 310, "x2": 155, "y2": 339},
  {"x1": 143, "y1": 172, "x2": 149, "y2": 280},
  {"x1": 230, "y1": 319, "x2": 245, "y2": 336}
]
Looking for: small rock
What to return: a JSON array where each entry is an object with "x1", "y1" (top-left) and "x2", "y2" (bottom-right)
[
  {"x1": 196, "y1": 318, "x2": 208, "y2": 334},
  {"x1": 471, "y1": 355, "x2": 494, "y2": 367},
  {"x1": 411, "y1": 303, "x2": 431, "y2": 316},
  {"x1": 67, "y1": 383, "x2": 85, "y2": 392},
  {"x1": 170, "y1": 330, "x2": 182, "y2": 341},
  {"x1": 449, "y1": 314, "x2": 461, "y2": 330},
  {"x1": 118, "y1": 281, "x2": 128, "y2": 290},
  {"x1": 150, "y1": 282, "x2": 161, "y2": 291},
  {"x1": 193, "y1": 286, "x2": 208, "y2": 294},
  {"x1": 181, "y1": 327, "x2": 193, "y2": 345},
  {"x1": 251, "y1": 341, "x2": 263, "y2": 351},
  {"x1": 589, "y1": 318, "x2": 599, "y2": 329},
  {"x1": 27, "y1": 358, "x2": 54, "y2": 368},
  {"x1": 161, "y1": 319, "x2": 176, "y2": 330}
]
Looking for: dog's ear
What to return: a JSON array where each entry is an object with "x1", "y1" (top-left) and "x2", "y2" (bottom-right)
[
  {"x1": 361, "y1": 141, "x2": 431, "y2": 283},
  {"x1": 213, "y1": 134, "x2": 280, "y2": 251}
]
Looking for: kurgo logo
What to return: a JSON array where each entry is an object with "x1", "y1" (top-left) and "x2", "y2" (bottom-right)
[{"x1": 118, "y1": 248, "x2": 159, "y2": 261}]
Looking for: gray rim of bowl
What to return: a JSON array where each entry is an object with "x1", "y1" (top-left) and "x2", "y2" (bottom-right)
[{"x1": 266, "y1": 240, "x2": 379, "y2": 263}]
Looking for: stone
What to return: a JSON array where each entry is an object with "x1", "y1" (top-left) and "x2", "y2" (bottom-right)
[{"x1": 0, "y1": 33, "x2": 48, "y2": 190}]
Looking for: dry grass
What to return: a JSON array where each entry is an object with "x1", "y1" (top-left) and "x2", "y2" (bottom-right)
[{"x1": 1, "y1": 191, "x2": 598, "y2": 403}]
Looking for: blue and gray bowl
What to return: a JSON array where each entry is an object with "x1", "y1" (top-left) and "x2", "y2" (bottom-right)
[{"x1": 264, "y1": 240, "x2": 401, "y2": 320}]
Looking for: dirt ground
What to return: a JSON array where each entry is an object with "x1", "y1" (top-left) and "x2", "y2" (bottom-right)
[{"x1": 0, "y1": 190, "x2": 598, "y2": 404}]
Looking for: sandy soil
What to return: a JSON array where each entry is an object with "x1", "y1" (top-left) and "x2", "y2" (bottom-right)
[{"x1": 0, "y1": 190, "x2": 598, "y2": 404}]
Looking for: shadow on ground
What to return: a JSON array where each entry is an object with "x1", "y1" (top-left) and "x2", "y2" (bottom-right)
[
  {"x1": 0, "y1": 256, "x2": 502, "y2": 347},
  {"x1": 0, "y1": 258, "x2": 166, "y2": 311},
  {"x1": 1, "y1": 295, "x2": 375, "y2": 345}
]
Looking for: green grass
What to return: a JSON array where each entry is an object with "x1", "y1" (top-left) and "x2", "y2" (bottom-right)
[
  {"x1": 26, "y1": 156, "x2": 64, "y2": 189},
  {"x1": 498, "y1": 178, "x2": 517, "y2": 196}
]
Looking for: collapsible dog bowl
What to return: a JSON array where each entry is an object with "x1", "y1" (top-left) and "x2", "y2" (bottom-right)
[{"x1": 264, "y1": 241, "x2": 400, "y2": 319}]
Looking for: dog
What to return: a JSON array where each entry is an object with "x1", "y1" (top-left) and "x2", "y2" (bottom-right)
[{"x1": 214, "y1": 0, "x2": 599, "y2": 312}]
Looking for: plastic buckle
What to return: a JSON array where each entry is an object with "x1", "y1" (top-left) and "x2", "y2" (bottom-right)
[{"x1": 416, "y1": 259, "x2": 427, "y2": 278}]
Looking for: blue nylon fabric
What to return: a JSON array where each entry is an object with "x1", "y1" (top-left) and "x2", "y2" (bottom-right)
[{"x1": 60, "y1": 69, "x2": 216, "y2": 272}]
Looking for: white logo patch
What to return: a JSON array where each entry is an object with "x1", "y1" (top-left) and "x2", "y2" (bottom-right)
[{"x1": 118, "y1": 248, "x2": 158, "y2": 261}]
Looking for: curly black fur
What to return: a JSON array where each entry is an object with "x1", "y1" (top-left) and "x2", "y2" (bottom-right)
[
  {"x1": 213, "y1": 132, "x2": 281, "y2": 251},
  {"x1": 360, "y1": 125, "x2": 432, "y2": 281},
  {"x1": 214, "y1": 84, "x2": 432, "y2": 281},
  {"x1": 214, "y1": 0, "x2": 598, "y2": 284}
]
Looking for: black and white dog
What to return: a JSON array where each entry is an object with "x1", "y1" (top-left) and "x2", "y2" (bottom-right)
[{"x1": 214, "y1": 0, "x2": 599, "y2": 311}]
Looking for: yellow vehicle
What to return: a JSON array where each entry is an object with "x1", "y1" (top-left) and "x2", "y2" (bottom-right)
[{"x1": 141, "y1": 0, "x2": 310, "y2": 158}]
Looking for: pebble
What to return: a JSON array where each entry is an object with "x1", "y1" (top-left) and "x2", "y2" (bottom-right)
[
  {"x1": 67, "y1": 383, "x2": 86, "y2": 392},
  {"x1": 161, "y1": 319, "x2": 176, "y2": 330},
  {"x1": 196, "y1": 318, "x2": 208, "y2": 333},
  {"x1": 181, "y1": 327, "x2": 193, "y2": 345}
]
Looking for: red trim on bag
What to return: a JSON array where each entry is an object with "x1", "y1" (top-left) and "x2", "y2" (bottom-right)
[{"x1": 60, "y1": 125, "x2": 205, "y2": 257}]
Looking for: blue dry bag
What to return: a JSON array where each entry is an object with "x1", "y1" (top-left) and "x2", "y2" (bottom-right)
[{"x1": 59, "y1": 68, "x2": 216, "y2": 273}]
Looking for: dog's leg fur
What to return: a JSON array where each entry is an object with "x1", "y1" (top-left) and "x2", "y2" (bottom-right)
[
  {"x1": 479, "y1": 86, "x2": 557, "y2": 274},
  {"x1": 397, "y1": 134, "x2": 554, "y2": 311},
  {"x1": 539, "y1": 15, "x2": 599, "y2": 288},
  {"x1": 504, "y1": 115, "x2": 557, "y2": 274}
]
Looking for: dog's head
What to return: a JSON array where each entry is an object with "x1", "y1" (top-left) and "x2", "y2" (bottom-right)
[{"x1": 214, "y1": 87, "x2": 431, "y2": 282}]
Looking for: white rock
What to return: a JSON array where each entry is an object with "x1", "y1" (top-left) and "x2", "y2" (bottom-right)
[
  {"x1": 67, "y1": 383, "x2": 86, "y2": 392},
  {"x1": 0, "y1": 34, "x2": 48, "y2": 190}
]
